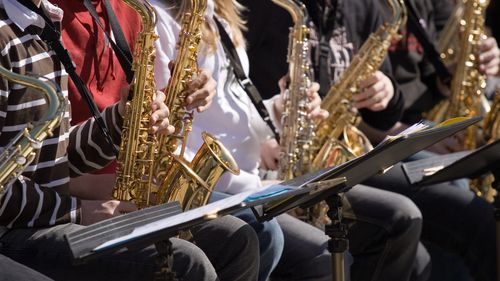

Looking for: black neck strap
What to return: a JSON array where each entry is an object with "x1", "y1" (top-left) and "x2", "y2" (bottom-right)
[
  {"x1": 17, "y1": 0, "x2": 118, "y2": 156},
  {"x1": 404, "y1": 0, "x2": 452, "y2": 86},
  {"x1": 214, "y1": 17, "x2": 280, "y2": 142},
  {"x1": 316, "y1": 0, "x2": 338, "y2": 97},
  {"x1": 83, "y1": 0, "x2": 134, "y2": 84}
]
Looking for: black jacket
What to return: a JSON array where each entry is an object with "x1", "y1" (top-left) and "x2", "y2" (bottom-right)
[{"x1": 241, "y1": 0, "x2": 404, "y2": 130}]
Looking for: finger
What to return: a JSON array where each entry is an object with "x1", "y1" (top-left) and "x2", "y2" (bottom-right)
[
  {"x1": 479, "y1": 46, "x2": 500, "y2": 65},
  {"x1": 150, "y1": 105, "x2": 168, "y2": 125},
  {"x1": 307, "y1": 95, "x2": 322, "y2": 112},
  {"x1": 358, "y1": 72, "x2": 381, "y2": 89},
  {"x1": 480, "y1": 37, "x2": 497, "y2": 52},
  {"x1": 186, "y1": 89, "x2": 210, "y2": 109},
  {"x1": 352, "y1": 87, "x2": 373, "y2": 102},
  {"x1": 278, "y1": 76, "x2": 290, "y2": 93},
  {"x1": 307, "y1": 82, "x2": 321, "y2": 95},
  {"x1": 481, "y1": 56, "x2": 500, "y2": 76},
  {"x1": 354, "y1": 96, "x2": 378, "y2": 109},
  {"x1": 156, "y1": 124, "x2": 176, "y2": 135},
  {"x1": 189, "y1": 72, "x2": 209, "y2": 93},
  {"x1": 196, "y1": 98, "x2": 213, "y2": 113}
]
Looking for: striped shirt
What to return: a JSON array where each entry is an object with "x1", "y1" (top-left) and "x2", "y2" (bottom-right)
[{"x1": 0, "y1": 0, "x2": 123, "y2": 228}]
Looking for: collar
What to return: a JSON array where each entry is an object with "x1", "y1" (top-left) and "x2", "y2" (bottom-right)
[{"x1": 0, "y1": 0, "x2": 63, "y2": 31}]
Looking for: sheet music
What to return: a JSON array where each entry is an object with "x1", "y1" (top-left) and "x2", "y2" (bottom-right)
[
  {"x1": 402, "y1": 151, "x2": 471, "y2": 184},
  {"x1": 376, "y1": 121, "x2": 430, "y2": 148},
  {"x1": 93, "y1": 191, "x2": 253, "y2": 252}
]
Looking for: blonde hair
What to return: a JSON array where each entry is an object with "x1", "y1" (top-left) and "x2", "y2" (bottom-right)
[{"x1": 164, "y1": 0, "x2": 246, "y2": 54}]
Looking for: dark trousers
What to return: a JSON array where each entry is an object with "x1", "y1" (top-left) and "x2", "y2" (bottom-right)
[
  {"x1": 364, "y1": 162, "x2": 496, "y2": 281},
  {"x1": 0, "y1": 254, "x2": 53, "y2": 281},
  {"x1": 271, "y1": 184, "x2": 429, "y2": 281},
  {"x1": 0, "y1": 215, "x2": 259, "y2": 281}
]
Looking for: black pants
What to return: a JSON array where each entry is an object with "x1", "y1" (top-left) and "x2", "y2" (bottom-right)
[
  {"x1": 0, "y1": 215, "x2": 259, "y2": 281},
  {"x1": 365, "y1": 162, "x2": 496, "y2": 281},
  {"x1": 0, "y1": 254, "x2": 52, "y2": 281}
]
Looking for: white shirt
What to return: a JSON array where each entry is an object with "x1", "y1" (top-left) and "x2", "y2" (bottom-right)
[
  {"x1": 0, "y1": 0, "x2": 63, "y2": 31},
  {"x1": 152, "y1": 0, "x2": 279, "y2": 194}
]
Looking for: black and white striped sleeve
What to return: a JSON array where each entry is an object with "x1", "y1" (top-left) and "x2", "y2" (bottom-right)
[{"x1": 67, "y1": 103, "x2": 123, "y2": 176}]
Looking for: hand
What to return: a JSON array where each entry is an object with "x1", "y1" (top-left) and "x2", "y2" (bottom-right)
[
  {"x1": 479, "y1": 36, "x2": 500, "y2": 77},
  {"x1": 116, "y1": 87, "x2": 174, "y2": 135},
  {"x1": 275, "y1": 76, "x2": 329, "y2": 122},
  {"x1": 260, "y1": 138, "x2": 280, "y2": 171},
  {"x1": 354, "y1": 71, "x2": 394, "y2": 111},
  {"x1": 80, "y1": 199, "x2": 137, "y2": 225},
  {"x1": 186, "y1": 68, "x2": 217, "y2": 112},
  {"x1": 305, "y1": 82, "x2": 329, "y2": 121},
  {"x1": 150, "y1": 91, "x2": 175, "y2": 135}
]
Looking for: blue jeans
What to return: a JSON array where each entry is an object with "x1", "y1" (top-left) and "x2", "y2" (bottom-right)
[{"x1": 209, "y1": 191, "x2": 284, "y2": 281}]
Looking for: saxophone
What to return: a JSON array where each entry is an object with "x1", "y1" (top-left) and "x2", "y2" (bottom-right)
[
  {"x1": 437, "y1": 3, "x2": 464, "y2": 67},
  {"x1": 0, "y1": 66, "x2": 65, "y2": 194},
  {"x1": 427, "y1": 0, "x2": 497, "y2": 202},
  {"x1": 470, "y1": 90, "x2": 500, "y2": 202},
  {"x1": 153, "y1": 0, "x2": 239, "y2": 210},
  {"x1": 113, "y1": 0, "x2": 160, "y2": 209},
  {"x1": 426, "y1": 0, "x2": 490, "y2": 151},
  {"x1": 273, "y1": 0, "x2": 315, "y2": 180},
  {"x1": 484, "y1": 91, "x2": 500, "y2": 142},
  {"x1": 311, "y1": 0, "x2": 406, "y2": 170}
]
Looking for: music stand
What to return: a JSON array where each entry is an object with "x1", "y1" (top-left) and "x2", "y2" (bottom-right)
[
  {"x1": 65, "y1": 178, "x2": 345, "y2": 280},
  {"x1": 418, "y1": 139, "x2": 500, "y2": 281},
  {"x1": 252, "y1": 116, "x2": 482, "y2": 281}
]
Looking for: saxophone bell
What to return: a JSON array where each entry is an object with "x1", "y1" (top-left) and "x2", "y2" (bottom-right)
[{"x1": 156, "y1": 132, "x2": 239, "y2": 210}]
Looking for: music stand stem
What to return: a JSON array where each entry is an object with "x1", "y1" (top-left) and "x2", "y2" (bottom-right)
[
  {"x1": 325, "y1": 194, "x2": 349, "y2": 281},
  {"x1": 154, "y1": 239, "x2": 178, "y2": 281}
]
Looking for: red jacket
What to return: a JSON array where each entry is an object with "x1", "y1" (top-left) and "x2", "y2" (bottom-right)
[{"x1": 51, "y1": 0, "x2": 141, "y2": 173}]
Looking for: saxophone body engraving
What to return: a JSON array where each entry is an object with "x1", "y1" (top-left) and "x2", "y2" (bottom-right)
[
  {"x1": 273, "y1": 0, "x2": 315, "y2": 180},
  {"x1": 0, "y1": 66, "x2": 65, "y2": 193},
  {"x1": 311, "y1": 0, "x2": 406, "y2": 170}
]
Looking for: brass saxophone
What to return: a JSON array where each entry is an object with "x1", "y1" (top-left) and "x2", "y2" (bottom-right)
[
  {"x1": 426, "y1": 0, "x2": 490, "y2": 151},
  {"x1": 427, "y1": 0, "x2": 497, "y2": 202},
  {"x1": 484, "y1": 91, "x2": 500, "y2": 142},
  {"x1": 153, "y1": 0, "x2": 239, "y2": 210},
  {"x1": 273, "y1": 0, "x2": 315, "y2": 180},
  {"x1": 113, "y1": 0, "x2": 160, "y2": 209},
  {"x1": 470, "y1": 90, "x2": 500, "y2": 202},
  {"x1": 0, "y1": 66, "x2": 65, "y2": 194},
  {"x1": 311, "y1": 0, "x2": 406, "y2": 170},
  {"x1": 437, "y1": 3, "x2": 464, "y2": 67}
]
